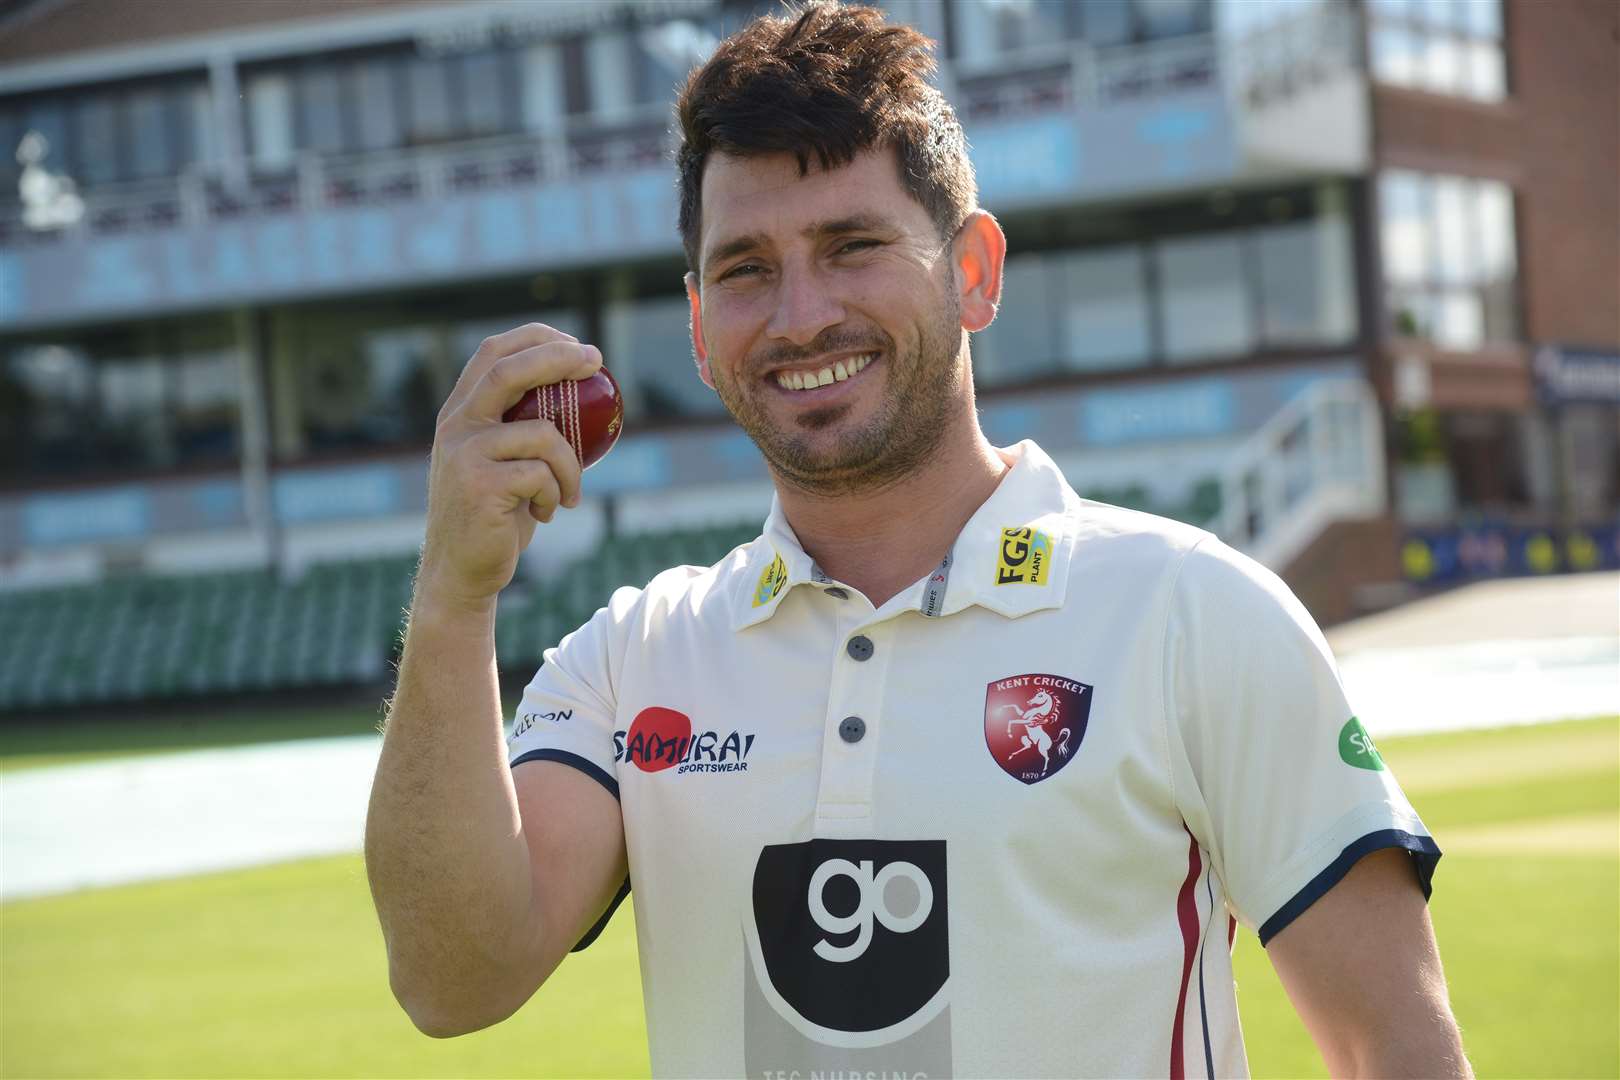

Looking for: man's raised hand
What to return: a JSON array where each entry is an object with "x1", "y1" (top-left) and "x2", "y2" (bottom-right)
[{"x1": 416, "y1": 323, "x2": 602, "y2": 614}]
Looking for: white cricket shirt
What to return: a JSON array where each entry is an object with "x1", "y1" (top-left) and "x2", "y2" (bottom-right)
[{"x1": 508, "y1": 440, "x2": 1439, "y2": 1079}]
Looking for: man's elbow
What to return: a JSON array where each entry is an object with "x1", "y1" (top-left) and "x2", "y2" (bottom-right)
[{"x1": 388, "y1": 962, "x2": 536, "y2": 1039}]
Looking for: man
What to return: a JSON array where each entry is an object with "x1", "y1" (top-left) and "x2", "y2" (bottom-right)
[{"x1": 365, "y1": 4, "x2": 1470, "y2": 1076}]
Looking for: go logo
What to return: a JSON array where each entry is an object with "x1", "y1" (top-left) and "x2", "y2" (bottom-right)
[
  {"x1": 809, "y1": 858, "x2": 934, "y2": 962},
  {"x1": 752, "y1": 839, "x2": 949, "y2": 1033}
]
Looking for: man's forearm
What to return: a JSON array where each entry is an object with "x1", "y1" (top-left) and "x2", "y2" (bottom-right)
[{"x1": 363, "y1": 595, "x2": 538, "y2": 1035}]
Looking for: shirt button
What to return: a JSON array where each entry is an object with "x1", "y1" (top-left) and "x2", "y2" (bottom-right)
[
  {"x1": 838, "y1": 716, "x2": 867, "y2": 743},
  {"x1": 825, "y1": 587, "x2": 849, "y2": 600},
  {"x1": 846, "y1": 635, "x2": 874, "y2": 661}
]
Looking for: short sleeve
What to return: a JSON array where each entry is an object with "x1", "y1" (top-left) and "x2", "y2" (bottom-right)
[
  {"x1": 508, "y1": 585, "x2": 641, "y2": 797},
  {"x1": 1165, "y1": 538, "x2": 1440, "y2": 946},
  {"x1": 507, "y1": 586, "x2": 640, "y2": 950}
]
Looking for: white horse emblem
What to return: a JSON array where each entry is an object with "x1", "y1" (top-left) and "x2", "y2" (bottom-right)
[{"x1": 999, "y1": 688, "x2": 1072, "y2": 775}]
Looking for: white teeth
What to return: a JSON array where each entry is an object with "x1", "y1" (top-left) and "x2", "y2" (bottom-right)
[{"x1": 777, "y1": 353, "x2": 877, "y2": 391}]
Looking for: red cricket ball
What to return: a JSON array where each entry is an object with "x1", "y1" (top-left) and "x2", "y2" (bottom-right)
[{"x1": 501, "y1": 366, "x2": 624, "y2": 469}]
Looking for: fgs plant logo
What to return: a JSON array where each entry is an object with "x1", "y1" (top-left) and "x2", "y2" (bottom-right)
[
  {"x1": 984, "y1": 673, "x2": 1093, "y2": 784},
  {"x1": 995, "y1": 525, "x2": 1051, "y2": 585}
]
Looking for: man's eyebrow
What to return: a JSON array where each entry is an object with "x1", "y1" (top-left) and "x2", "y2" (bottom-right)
[{"x1": 703, "y1": 214, "x2": 900, "y2": 271}]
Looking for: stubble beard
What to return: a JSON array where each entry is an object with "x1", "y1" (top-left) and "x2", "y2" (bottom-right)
[{"x1": 712, "y1": 288, "x2": 964, "y2": 499}]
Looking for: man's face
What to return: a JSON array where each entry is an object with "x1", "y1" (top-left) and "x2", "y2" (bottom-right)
[{"x1": 687, "y1": 148, "x2": 971, "y2": 496}]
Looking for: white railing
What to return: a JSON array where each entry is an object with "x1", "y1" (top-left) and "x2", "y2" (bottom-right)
[
  {"x1": 2, "y1": 105, "x2": 675, "y2": 245},
  {"x1": 1221, "y1": 0, "x2": 1364, "y2": 108},
  {"x1": 1214, "y1": 378, "x2": 1386, "y2": 570}
]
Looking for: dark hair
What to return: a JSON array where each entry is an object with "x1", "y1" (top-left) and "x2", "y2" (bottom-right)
[{"x1": 675, "y1": 1, "x2": 976, "y2": 272}]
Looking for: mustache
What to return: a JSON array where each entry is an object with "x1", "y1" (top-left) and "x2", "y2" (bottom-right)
[{"x1": 748, "y1": 329, "x2": 891, "y2": 374}]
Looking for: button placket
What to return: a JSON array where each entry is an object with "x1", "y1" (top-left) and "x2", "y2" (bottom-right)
[{"x1": 813, "y1": 613, "x2": 892, "y2": 830}]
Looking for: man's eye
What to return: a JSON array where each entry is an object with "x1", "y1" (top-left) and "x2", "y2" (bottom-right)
[
  {"x1": 837, "y1": 239, "x2": 879, "y2": 254},
  {"x1": 721, "y1": 263, "x2": 763, "y2": 281}
]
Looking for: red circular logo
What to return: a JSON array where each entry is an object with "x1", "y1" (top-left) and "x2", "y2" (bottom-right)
[{"x1": 625, "y1": 706, "x2": 693, "y2": 772}]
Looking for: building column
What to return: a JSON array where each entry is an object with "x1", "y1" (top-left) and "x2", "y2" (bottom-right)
[{"x1": 234, "y1": 307, "x2": 279, "y2": 568}]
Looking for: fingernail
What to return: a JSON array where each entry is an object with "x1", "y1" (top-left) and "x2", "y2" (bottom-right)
[{"x1": 565, "y1": 492, "x2": 581, "y2": 508}]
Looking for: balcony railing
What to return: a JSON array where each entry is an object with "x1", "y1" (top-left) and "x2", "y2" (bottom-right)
[
  {"x1": 2, "y1": 4, "x2": 1364, "y2": 251},
  {"x1": 0, "y1": 107, "x2": 674, "y2": 249}
]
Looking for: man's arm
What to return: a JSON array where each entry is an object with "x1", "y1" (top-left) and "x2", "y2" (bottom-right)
[
  {"x1": 364, "y1": 324, "x2": 626, "y2": 1037},
  {"x1": 1266, "y1": 849, "x2": 1471, "y2": 1078}
]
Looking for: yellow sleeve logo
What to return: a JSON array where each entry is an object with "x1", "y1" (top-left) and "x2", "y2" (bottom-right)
[
  {"x1": 996, "y1": 526, "x2": 1052, "y2": 585},
  {"x1": 753, "y1": 553, "x2": 789, "y2": 607}
]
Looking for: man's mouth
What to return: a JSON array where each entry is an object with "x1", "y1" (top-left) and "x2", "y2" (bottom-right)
[{"x1": 772, "y1": 352, "x2": 877, "y2": 392}]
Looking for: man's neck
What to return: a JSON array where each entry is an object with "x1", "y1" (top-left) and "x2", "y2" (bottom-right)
[{"x1": 773, "y1": 424, "x2": 1011, "y2": 609}]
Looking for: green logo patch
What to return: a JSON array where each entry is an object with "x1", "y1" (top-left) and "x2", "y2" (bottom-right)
[{"x1": 1338, "y1": 716, "x2": 1385, "y2": 771}]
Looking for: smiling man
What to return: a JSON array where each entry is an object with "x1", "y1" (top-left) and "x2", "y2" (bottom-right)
[{"x1": 364, "y1": 4, "x2": 1471, "y2": 1077}]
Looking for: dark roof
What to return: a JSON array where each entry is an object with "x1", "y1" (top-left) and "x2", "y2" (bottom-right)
[{"x1": 0, "y1": 0, "x2": 433, "y2": 66}]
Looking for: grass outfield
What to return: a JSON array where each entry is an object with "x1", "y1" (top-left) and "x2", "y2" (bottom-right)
[{"x1": 3, "y1": 717, "x2": 1616, "y2": 1077}]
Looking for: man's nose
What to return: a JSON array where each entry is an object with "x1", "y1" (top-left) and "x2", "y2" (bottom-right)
[{"x1": 765, "y1": 264, "x2": 844, "y2": 347}]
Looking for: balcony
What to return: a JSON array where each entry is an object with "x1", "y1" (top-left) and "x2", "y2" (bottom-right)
[{"x1": 0, "y1": 2, "x2": 1369, "y2": 332}]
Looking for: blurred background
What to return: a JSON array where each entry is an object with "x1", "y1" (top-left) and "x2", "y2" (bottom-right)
[{"x1": 0, "y1": 0, "x2": 1615, "y2": 1077}]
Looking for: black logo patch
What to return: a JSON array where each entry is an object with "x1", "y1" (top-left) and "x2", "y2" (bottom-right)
[{"x1": 752, "y1": 839, "x2": 948, "y2": 1033}]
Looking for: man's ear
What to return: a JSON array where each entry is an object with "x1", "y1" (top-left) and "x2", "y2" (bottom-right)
[
  {"x1": 685, "y1": 271, "x2": 714, "y2": 389},
  {"x1": 952, "y1": 210, "x2": 1006, "y2": 334}
]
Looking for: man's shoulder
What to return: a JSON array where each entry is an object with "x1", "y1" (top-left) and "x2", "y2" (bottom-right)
[
  {"x1": 611, "y1": 532, "x2": 764, "y2": 622},
  {"x1": 1063, "y1": 497, "x2": 1216, "y2": 567}
]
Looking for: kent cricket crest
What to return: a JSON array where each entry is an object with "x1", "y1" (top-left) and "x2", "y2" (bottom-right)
[{"x1": 984, "y1": 673, "x2": 1093, "y2": 784}]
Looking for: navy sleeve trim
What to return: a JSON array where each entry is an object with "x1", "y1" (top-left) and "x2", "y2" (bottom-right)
[
  {"x1": 510, "y1": 748, "x2": 629, "y2": 953},
  {"x1": 511, "y1": 748, "x2": 620, "y2": 801},
  {"x1": 572, "y1": 875, "x2": 632, "y2": 953},
  {"x1": 1258, "y1": 829, "x2": 1442, "y2": 946}
]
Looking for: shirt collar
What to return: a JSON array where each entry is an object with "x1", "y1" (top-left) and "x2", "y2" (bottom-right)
[{"x1": 729, "y1": 440, "x2": 1077, "y2": 630}]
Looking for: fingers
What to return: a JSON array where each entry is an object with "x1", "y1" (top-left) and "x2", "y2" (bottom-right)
[
  {"x1": 459, "y1": 339, "x2": 602, "y2": 426},
  {"x1": 476, "y1": 419, "x2": 585, "y2": 510},
  {"x1": 441, "y1": 322, "x2": 583, "y2": 420}
]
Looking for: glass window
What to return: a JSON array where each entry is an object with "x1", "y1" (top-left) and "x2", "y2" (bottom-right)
[
  {"x1": 459, "y1": 50, "x2": 508, "y2": 136},
  {"x1": 605, "y1": 295, "x2": 722, "y2": 420},
  {"x1": 23, "y1": 100, "x2": 69, "y2": 173},
  {"x1": 1079, "y1": 0, "x2": 1134, "y2": 45},
  {"x1": 1463, "y1": 38, "x2": 1506, "y2": 100},
  {"x1": 351, "y1": 58, "x2": 402, "y2": 151},
  {"x1": 99, "y1": 357, "x2": 172, "y2": 468},
  {"x1": 5, "y1": 344, "x2": 97, "y2": 474},
  {"x1": 987, "y1": 0, "x2": 1072, "y2": 53},
  {"x1": 175, "y1": 348, "x2": 241, "y2": 463},
  {"x1": 0, "y1": 104, "x2": 23, "y2": 190},
  {"x1": 1433, "y1": 290, "x2": 1483, "y2": 349},
  {"x1": 184, "y1": 85, "x2": 217, "y2": 167},
  {"x1": 127, "y1": 89, "x2": 173, "y2": 179},
  {"x1": 1255, "y1": 214, "x2": 1354, "y2": 345},
  {"x1": 521, "y1": 43, "x2": 567, "y2": 132},
  {"x1": 1432, "y1": 176, "x2": 1473, "y2": 286},
  {"x1": 586, "y1": 31, "x2": 634, "y2": 118},
  {"x1": 406, "y1": 55, "x2": 453, "y2": 143},
  {"x1": 246, "y1": 74, "x2": 294, "y2": 167},
  {"x1": 359, "y1": 328, "x2": 443, "y2": 443},
  {"x1": 1056, "y1": 246, "x2": 1152, "y2": 370},
  {"x1": 1367, "y1": 0, "x2": 1504, "y2": 101},
  {"x1": 74, "y1": 94, "x2": 122, "y2": 186},
  {"x1": 973, "y1": 253, "x2": 1059, "y2": 386},
  {"x1": 299, "y1": 65, "x2": 345, "y2": 154},
  {"x1": 1136, "y1": 0, "x2": 1210, "y2": 40},
  {"x1": 1156, "y1": 233, "x2": 1254, "y2": 363},
  {"x1": 1380, "y1": 170, "x2": 1430, "y2": 285},
  {"x1": 633, "y1": 21, "x2": 705, "y2": 105},
  {"x1": 1378, "y1": 169, "x2": 1519, "y2": 345}
]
